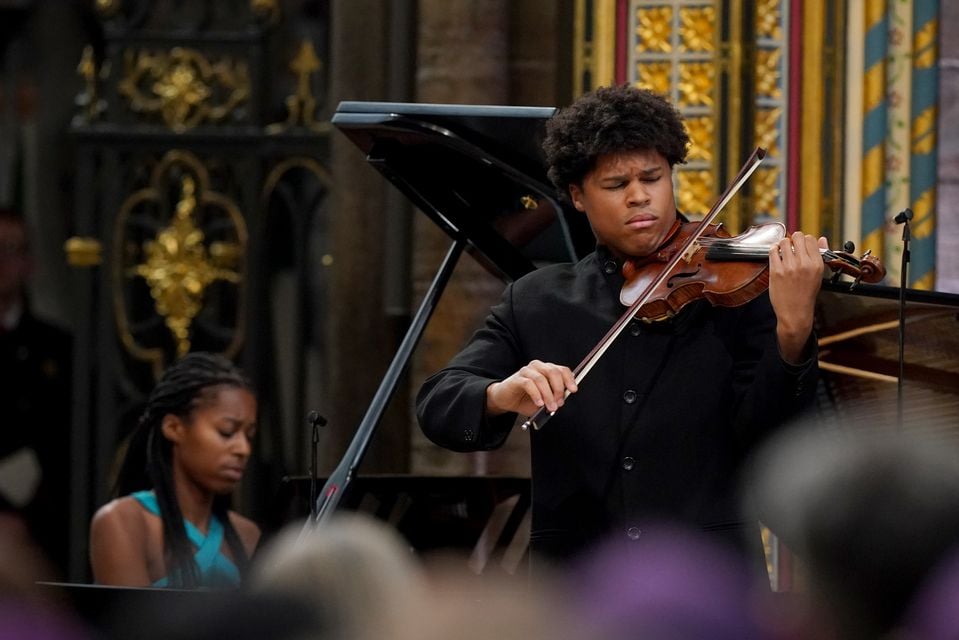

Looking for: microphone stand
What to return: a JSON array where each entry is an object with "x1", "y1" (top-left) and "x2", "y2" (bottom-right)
[
  {"x1": 307, "y1": 410, "x2": 328, "y2": 520},
  {"x1": 894, "y1": 208, "x2": 913, "y2": 428}
]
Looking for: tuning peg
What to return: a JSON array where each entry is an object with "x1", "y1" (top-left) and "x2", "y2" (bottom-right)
[
  {"x1": 830, "y1": 270, "x2": 842, "y2": 284},
  {"x1": 843, "y1": 240, "x2": 856, "y2": 253}
]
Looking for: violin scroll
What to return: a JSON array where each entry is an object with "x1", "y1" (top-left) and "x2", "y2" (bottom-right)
[{"x1": 824, "y1": 248, "x2": 886, "y2": 288}]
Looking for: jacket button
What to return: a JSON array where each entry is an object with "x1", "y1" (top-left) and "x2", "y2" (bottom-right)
[
  {"x1": 622, "y1": 456, "x2": 635, "y2": 471},
  {"x1": 626, "y1": 526, "x2": 642, "y2": 540},
  {"x1": 464, "y1": 428, "x2": 474, "y2": 442},
  {"x1": 603, "y1": 260, "x2": 618, "y2": 275},
  {"x1": 623, "y1": 389, "x2": 637, "y2": 404},
  {"x1": 629, "y1": 322, "x2": 641, "y2": 336}
]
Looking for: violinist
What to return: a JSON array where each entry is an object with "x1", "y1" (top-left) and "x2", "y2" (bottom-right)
[{"x1": 416, "y1": 84, "x2": 826, "y2": 569}]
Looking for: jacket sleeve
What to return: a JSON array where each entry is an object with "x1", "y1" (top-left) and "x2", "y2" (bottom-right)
[
  {"x1": 730, "y1": 293, "x2": 819, "y2": 450},
  {"x1": 416, "y1": 284, "x2": 525, "y2": 453}
]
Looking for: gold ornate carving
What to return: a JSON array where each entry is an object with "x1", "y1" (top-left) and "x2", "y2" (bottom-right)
[
  {"x1": 679, "y1": 6, "x2": 716, "y2": 52},
  {"x1": 635, "y1": 62, "x2": 672, "y2": 95},
  {"x1": 676, "y1": 170, "x2": 714, "y2": 216},
  {"x1": 755, "y1": 107, "x2": 783, "y2": 157},
  {"x1": 636, "y1": 6, "x2": 673, "y2": 53},
  {"x1": 520, "y1": 195, "x2": 538, "y2": 210},
  {"x1": 267, "y1": 40, "x2": 329, "y2": 134},
  {"x1": 64, "y1": 237, "x2": 103, "y2": 267},
  {"x1": 756, "y1": 0, "x2": 783, "y2": 40},
  {"x1": 250, "y1": 0, "x2": 281, "y2": 22},
  {"x1": 684, "y1": 117, "x2": 715, "y2": 163},
  {"x1": 133, "y1": 176, "x2": 241, "y2": 357},
  {"x1": 95, "y1": 0, "x2": 120, "y2": 18},
  {"x1": 118, "y1": 47, "x2": 250, "y2": 132},
  {"x1": 752, "y1": 167, "x2": 781, "y2": 218},
  {"x1": 115, "y1": 151, "x2": 247, "y2": 377},
  {"x1": 678, "y1": 62, "x2": 715, "y2": 107},
  {"x1": 75, "y1": 45, "x2": 106, "y2": 123},
  {"x1": 755, "y1": 48, "x2": 782, "y2": 99}
]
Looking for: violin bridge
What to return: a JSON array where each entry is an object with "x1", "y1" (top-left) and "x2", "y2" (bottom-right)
[{"x1": 680, "y1": 240, "x2": 701, "y2": 263}]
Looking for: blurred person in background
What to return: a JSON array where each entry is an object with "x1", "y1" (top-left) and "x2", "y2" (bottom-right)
[
  {"x1": 252, "y1": 513, "x2": 426, "y2": 640},
  {"x1": 567, "y1": 524, "x2": 769, "y2": 640},
  {"x1": 746, "y1": 423, "x2": 959, "y2": 640},
  {"x1": 0, "y1": 511, "x2": 91, "y2": 640},
  {"x1": 89, "y1": 352, "x2": 260, "y2": 588},
  {"x1": 0, "y1": 208, "x2": 72, "y2": 577}
]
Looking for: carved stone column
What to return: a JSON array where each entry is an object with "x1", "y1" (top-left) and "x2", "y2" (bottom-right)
[
  {"x1": 325, "y1": 0, "x2": 411, "y2": 473},
  {"x1": 410, "y1": 0, "x2": 525, "y2": 477}
]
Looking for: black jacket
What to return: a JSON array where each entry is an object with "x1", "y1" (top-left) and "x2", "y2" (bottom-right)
[{"x1": 416, "y1": 247, "x2": 817, "y2": 563}]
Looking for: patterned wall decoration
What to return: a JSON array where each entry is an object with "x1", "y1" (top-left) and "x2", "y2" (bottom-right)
[
  {"x1": 628, "y1": 0, "x2": 720, "y2": 221},
  {"x1": 113, "y1": 150, "x2": 247, "y2": 379},
  {"x1": 118, "y1": 47, "x2": 252, "y2": 132},
  {"x1": 908, "y1": 1, "x2": 939, "y2": 289},
  {"x1": 848, "y1": 0, "x2": 938, "y2": 289},
  {"x1": 752, "y1": 0, "x2": 787, "y2": 223},
  {"x1": 575, "y1": 0, "x2": 791, "y2": 233},
  {"x1": 860, "y1": 2, "x2": 889, "y2": 275}
]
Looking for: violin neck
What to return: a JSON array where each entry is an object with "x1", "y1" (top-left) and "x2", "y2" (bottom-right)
[{"x1": 706, "y1": 243, "x2": 833, "y2": 263}]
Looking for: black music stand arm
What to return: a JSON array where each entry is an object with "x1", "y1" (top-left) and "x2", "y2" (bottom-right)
[
  {"x1": 303, "y1": 238, "x2": 467, "y2": 530},
  {"x1": 895, "y1": 208, "x2": 913, "y2": 428}
]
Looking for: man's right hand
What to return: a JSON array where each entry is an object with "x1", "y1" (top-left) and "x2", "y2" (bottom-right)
[{"x1": 485, "y1": 360, "x2": 578, "y2": 416}]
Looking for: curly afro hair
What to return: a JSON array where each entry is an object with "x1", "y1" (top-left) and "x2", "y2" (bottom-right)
[{"x1": 543, "y1": 84, "x2": 690, "y2": 202}]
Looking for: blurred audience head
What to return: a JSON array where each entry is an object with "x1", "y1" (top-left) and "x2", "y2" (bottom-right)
[
  {"x1": 251, "y1": 512, "x2": 426, "y2": 640},
  {"x1": 566, "y1": 523, "x2": 766, "y2": 640},
  {"x1": 0, "y1": 513, "x2": 90, "y2": 639},
  {"x1": 746, "y1": 422, "x2": 959, "y2": 639},
  {"x1": 393, "y1": 554, "x2": 588, "y2": 640},
  {"x1": 897, "y1": 544, "x2": 959, "y2": 640}
]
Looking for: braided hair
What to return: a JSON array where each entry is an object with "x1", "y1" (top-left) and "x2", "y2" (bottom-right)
[{"x1": 115, "y1": 352, "x2": 255, "y2": 588}]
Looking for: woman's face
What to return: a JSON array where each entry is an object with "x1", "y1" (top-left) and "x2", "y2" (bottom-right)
[{"x1": 165, "y1": 384, "x2": 258, "y2": 495}]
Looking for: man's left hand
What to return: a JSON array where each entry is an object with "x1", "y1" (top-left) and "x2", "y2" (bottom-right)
[{"x1": 768, "y1": 231, "x2": 828, "y2": 364}]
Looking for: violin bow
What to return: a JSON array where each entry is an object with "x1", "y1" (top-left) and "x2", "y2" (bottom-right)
[{"x1": 522, "y1": 147, "x2": 767, "y2": 431}]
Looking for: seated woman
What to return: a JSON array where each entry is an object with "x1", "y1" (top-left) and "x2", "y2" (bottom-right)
[{"x1": 89, "y1": 352, "x2": 260, "y2": 588}]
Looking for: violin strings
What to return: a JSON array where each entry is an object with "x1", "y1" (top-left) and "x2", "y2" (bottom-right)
[{"x1": 701, "y1": 242, "x2": 856, "y2": 265}]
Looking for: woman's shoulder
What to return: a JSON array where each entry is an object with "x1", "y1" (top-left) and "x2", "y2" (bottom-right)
[
  {"x1": 89, "y1": 495, "x2": 156, "y2": 556},
  {"x1": 227, "y1": 510, "x2": 261, "y2": 554},
  {"x1": 93, "y1": 495, "x2": 154, "y2": 523}
]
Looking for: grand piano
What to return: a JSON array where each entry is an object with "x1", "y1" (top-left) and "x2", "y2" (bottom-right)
[{"x1": 301, "y1": 100, "x2": 959, "y2": 569}]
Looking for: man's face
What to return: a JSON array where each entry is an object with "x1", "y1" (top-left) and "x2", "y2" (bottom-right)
[
  {"x1": 568, "y1": 149, "x2": 678, "y2": 260},
  {"x1": 0, "y1": 219, "x2": 29, "y2": 299}
]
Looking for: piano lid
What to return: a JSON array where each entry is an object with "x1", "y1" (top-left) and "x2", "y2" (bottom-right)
[{"x1": 332, "y1": 101, "x2": 595, "y2": 281}]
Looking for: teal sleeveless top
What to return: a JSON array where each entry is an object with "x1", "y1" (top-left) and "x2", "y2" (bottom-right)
[{"x1": 131, "y1": 490, "x2": 240, "y2": 588}]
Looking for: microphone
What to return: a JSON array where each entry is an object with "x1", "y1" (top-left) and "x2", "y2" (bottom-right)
[
  {"x1": 893, "y1": 209, "x2": 913, "y2": 428},
  {"x1": 307, "y1": 410, "x2": 328, "y2": 520},
  {"x1": 894, "y1": 208, "x2": 913, "y2": 225}
]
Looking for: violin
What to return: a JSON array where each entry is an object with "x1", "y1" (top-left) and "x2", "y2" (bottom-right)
[
  {"x1": 620, "y1": 220, "x2": 886, "y2": 322},
  {"x1": 520, "y1": 146, "x2": 885, "y2": 432}
]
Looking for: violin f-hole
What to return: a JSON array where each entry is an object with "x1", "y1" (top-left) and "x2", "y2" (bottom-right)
[{"x1": 666, "y1": 265, "x2": 703, "y2": 288}]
